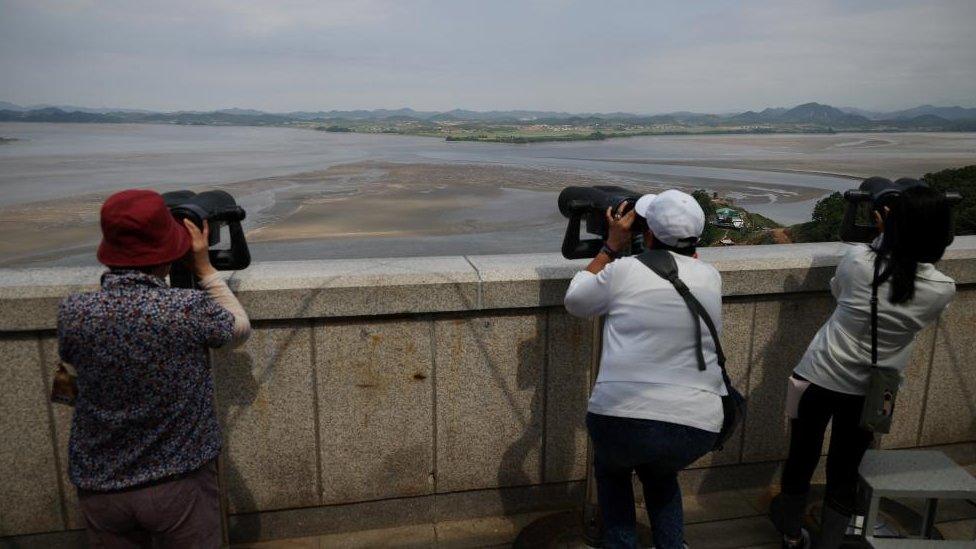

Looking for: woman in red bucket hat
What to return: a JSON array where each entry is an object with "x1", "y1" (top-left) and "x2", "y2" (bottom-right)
[{"x1": 58, "y1": 189, "x2": 251, "y2": 548}]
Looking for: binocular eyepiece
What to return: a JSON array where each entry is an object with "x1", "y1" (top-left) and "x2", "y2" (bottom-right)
[{"x1": 161, "y1": 190, "x2": 251, "y2": 287}]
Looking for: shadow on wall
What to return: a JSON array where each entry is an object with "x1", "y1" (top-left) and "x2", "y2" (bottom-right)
[
  {"x1": 496, "y1": 311, "x2": 545, "y2": 512},
  {"x1": 937, "y1": 303, "x2": 976, "y2": 443},
  {"x1": 213, "y1": 348, "x2": 260, "y2": 541},
  {"x1": 497, "y1": 269, "x2": 591, "y2": 518},
  {"x1": 495, "y1": 270, "x2": 576, "y2": 518},
  {"x1": 698, "y1": 260, "x2": 836, "y2": 500}
]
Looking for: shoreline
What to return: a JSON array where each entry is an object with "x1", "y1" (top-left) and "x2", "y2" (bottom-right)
[
  {"x1": 5, "y1": 117, "x2": 976, "y2": 145},
  {"x1": 0, "y1": 160, "x2": 830, "y2": 267},
  {"x1": 3, "y1": 125, "x2": 972, "y2": 267}
]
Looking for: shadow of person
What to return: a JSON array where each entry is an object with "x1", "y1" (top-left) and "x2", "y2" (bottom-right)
[
  {"x1": 698, "y1": 250, "x2": 840, "y2": 525},
  {"x1": 496, "y1": 308, "x2": 547, "y2": 519},
  {"x1": 212, "y1": 350, "x2": 261, "y2": 542},
  {"x1": 512, "y1": 264, "x2": 623, "y2": 548}
]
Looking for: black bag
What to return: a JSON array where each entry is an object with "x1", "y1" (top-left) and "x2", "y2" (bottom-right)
[
  {"x1": 636, "y1": 249, "x2": 745, "y2": 451},
  {"x1": 859, "y1": 255, "x2": 900, "y2": 433}
]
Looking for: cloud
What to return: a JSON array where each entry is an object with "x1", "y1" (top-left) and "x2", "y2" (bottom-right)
[{"x1": 0, "y1": 0, "x2": 973, "y2": 112}]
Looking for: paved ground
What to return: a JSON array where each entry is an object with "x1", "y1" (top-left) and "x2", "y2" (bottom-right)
[{"x1": 232, "y1": 483, "x2": 976, "y2": 548}]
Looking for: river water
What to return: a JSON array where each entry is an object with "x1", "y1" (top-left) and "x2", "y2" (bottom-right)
[{"x1": 1, "y1": 123, "x2": 973, "y2": 265}]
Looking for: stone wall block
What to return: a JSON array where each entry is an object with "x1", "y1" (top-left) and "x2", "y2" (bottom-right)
[
  {"x1": 231, "y1": 257, "x2": 480, "y2": 320},
  {"x1": 544, "y1": 310, "x2": 594, "y2": 483},
  {"x1": 39, "y1": 337, "x2": 83, "y2": 530},
  {"x1": 434, "y1": 314, "x2": 546, "y2": 493},
  {"x1": 213, "y1": 324, "x2": 319, "y2": 513},
  {"x1": 921, "y1": 289, "x2": 976, "y2": 446},
  {"x1": 316, "y1": 319, "x2": 434, "y2": 504},
  {"x1": 466, "y1": 254, "x2": 587, "y2": 309},
  {"x1": 0, "y1": 335, "x2": 63, "y2": 536},
  {"x1": 742, "y1": 295, "x2": 834, "y2": 463}
]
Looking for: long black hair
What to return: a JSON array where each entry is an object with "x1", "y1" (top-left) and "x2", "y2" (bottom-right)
[{"x1": 875, "y1": 182, "x2": 953, "y2": 304}]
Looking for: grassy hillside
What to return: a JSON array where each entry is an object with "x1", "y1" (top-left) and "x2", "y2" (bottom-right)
[
  {"x1": 784, "y1": 165, "x2": 975, "y2": 244},
  {"x1": 692, "y1": 165, "x2": 974, "y2": 247}
]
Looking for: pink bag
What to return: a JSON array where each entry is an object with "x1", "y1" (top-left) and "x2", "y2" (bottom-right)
[{"x1": 785, "y1": 375, "x2": 811, "y2": 419}]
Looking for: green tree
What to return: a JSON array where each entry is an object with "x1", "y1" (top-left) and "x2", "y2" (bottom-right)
[
  {"x1": 924, "y1": 165, "x2": 976, "y2": 235},
  {"x1": 791, "y1": 192, "x2": 845, "y2": 243},
  {"x1": 692, "y1": 189, "x2": 716, "y2": 219},
  {"x1": 691, "y1": 190, "x2": 720, "y2": 245}
]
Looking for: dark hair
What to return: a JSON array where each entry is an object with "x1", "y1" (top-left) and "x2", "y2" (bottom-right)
[{"x1": 876, "y1": 183, "x2": 953, "y2": 304}]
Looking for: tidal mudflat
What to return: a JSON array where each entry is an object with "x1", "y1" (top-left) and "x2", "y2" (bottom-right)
[{"x1": 1, "y1": 124, "x2": 973, "y2": 267}]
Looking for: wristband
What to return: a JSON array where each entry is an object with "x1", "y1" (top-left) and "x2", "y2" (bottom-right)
[{"x1": 600, "y1": 243, "x2": 621, "y2": 260}]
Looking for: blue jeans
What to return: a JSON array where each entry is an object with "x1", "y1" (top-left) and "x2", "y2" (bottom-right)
[{"x1": 587, "y1": 412, "x2": 717, "y2": 549}]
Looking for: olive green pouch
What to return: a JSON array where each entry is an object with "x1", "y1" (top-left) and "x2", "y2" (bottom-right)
[{"x1": 860, "y1": 366, "x2": 900, "y2": 433}]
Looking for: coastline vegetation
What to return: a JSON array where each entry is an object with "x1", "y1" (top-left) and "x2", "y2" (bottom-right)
[
  {"x1": 3, "y1": 102, "x2": 975, "y2": 144},
  {"x1": 696, "y1": 165, "x2": 976, "y2": 247}
]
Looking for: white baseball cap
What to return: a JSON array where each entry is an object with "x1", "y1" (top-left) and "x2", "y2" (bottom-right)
[{"x1": 634, "y1": 190, "x2": 705, "y2": 248}]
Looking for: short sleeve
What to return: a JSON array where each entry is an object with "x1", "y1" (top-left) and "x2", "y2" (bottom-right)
[{"x1": 189, "y1": 291, "x2": 236, "y2": 348}]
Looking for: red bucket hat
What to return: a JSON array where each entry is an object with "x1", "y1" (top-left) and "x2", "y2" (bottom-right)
[{"x1": 97, "y1": 189, "x2": 191, "y2": 267}]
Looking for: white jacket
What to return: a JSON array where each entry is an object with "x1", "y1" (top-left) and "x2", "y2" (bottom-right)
[
  {"x1": 565, "y1": 252, "x2": 726, "y2": 395},
  {"x1": 795, "y1": 244, "x2": 955, "y2": 395}
]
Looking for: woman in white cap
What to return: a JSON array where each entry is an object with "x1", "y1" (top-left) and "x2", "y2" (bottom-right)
[{"x1": 564, "y1": 189, "x2": 725, "y2": 549}]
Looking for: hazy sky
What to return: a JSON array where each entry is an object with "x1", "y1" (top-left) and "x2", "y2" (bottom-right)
[{"x1": 1, "y1": 0, "x2": 974, "y2": 113}]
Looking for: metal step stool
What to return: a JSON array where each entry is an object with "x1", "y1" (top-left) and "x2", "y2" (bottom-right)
[
  {"x1": 866, "y1": 540, "x2": 974, "y2": 548},
  {"x1": 859, "y1": 449, "x2": 976, "y2": 543}
]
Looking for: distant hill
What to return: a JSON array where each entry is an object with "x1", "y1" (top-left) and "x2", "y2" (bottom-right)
[
  {"x1": 838, "y1": 106, "x2": 887, "y2": 120},
  {"x1": 727, "y1": 107, "x2": 788, "y2": 125},
  {"x1": 2, "y1": 100, "x2": 975, "y2": 134},
  {"x1": 725, "y1": 103, "x2": 871, "y2": 127},
  {"x1": 886, "y1": 104, "x2": 976, "y2": 121},
  {"x1": 777, "y1": 102, "x2": 872, "y2": 126},
  {"x1": 215, "y1": 108, "x2": 267, "y2": 116}
]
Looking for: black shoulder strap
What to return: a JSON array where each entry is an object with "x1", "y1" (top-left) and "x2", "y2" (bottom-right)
[
  {"x1": 635, "y1": 250, "x2": 727, "y2": 373},
  {"x1": 871, "y1": 254, "x2": 881, "y2": 366}
]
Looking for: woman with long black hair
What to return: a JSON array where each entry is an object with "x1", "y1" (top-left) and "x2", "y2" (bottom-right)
[{"x1": 771, "y1": 181, "x2": 957, "y2": 549}]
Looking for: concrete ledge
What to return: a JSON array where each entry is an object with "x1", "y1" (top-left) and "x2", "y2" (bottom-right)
[
  {"x1": 2, "y1": 237, "x2": 974, "y2": 332},
  {"x1": 3, "y1": 238, "x2": 976, "y2": 542}
]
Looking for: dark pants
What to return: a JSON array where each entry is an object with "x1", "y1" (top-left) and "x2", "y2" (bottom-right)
[
  {"x1": 778, "y1": 379, "x2": 875, "y2": 536},
  {"x1": 77, "y1": 461, "x2": 221, "y2": 549},
  {"x1": 587, "y1": 412, "x2": 717, "y2": 549}
]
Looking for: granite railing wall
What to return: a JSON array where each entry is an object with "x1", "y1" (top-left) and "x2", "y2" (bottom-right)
[{"x1": 2, "y1": 239, "x2": 976, "y2": 544}]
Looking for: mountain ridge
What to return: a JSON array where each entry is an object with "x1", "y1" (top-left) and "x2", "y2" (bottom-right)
[
  {"x1": 3, "y1": 101, "x2": 976, "y2": 135},
  {"x1": 3, "y1": 100, "x2": 976, "y2": 122}
]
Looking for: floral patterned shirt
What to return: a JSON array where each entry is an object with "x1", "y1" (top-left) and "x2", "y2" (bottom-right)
[{"x1": 58, "y1": 270, "x2": 234, "y2": 491}]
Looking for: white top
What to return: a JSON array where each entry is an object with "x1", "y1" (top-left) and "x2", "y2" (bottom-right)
[
  {"x1": 564, "y1": 252, "x2": 725, "y2": 432},
  {"x1": 794, "y1": 244, "x2": 955, "y2": 395}
]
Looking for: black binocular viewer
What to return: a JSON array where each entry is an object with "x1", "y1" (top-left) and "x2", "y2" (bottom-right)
[
  {"x1": 161, "y1": 190, "x2": 251, "y2": 288},
  {"x1": 557, "y1": 177, "x2": 962, "y2": 259},
  {"x1": 558, "y1": 186, "x2": 646, "y2": 259},
  {"x1": 840, "y1": 177, "x2": 962, "y2": 243}
]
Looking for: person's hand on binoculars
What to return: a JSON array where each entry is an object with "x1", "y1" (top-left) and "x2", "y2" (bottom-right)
[
  {"x1": 606, "y1": 202, "x2": 637, "y2": 252},
  {"x1": 182, "y1": 219, "x2": 217, "y2": 279}
]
